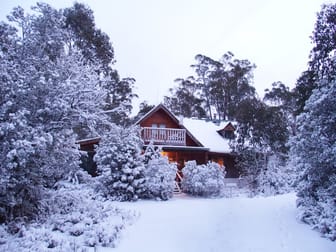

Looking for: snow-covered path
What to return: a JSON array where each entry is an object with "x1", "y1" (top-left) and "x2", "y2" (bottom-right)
[{"x1": 103, "y1": 193, "x2": 335, "y2": 252}]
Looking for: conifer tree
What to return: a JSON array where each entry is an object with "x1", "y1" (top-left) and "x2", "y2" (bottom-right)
[
  {"x1": 143, "y1": 143, "x2": 177, "y2": 200},
  {"x1": 94, "y1": 126, "x2": 146, "y2": 201}
]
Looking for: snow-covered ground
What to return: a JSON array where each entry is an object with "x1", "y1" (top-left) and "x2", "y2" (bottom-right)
[{"x1": 98, "y1": 193, "x2": 335, "y2": 252}]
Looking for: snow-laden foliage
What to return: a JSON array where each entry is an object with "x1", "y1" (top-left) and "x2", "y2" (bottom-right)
[
  {"x1": 0, "y1": 176, "x2": 137, "y2": 251},
  {"x1": 231, "y1": 97, "x2": 290, "y2": 196},
  {"x1": 236, "y1": 150, "x2": 294, "y2": 196},
  {"x1": 143, "y1": 144, "x2": 177, "y2": 200},
  {"x1": 94, "y1": 126, "x2": 146, "y2": 201},
  {"x1": 290, "y1": 81, "x2": 336, "y2": 241},
  {"x1": 181, "y1": 161, "x2": 226, "y2": 197},
  {"x1": 0, "y1": 4, "x2": 117, "y2": 222},
  {"x1": 257, "y1": 155, "x2": 294, "y2": 196}
]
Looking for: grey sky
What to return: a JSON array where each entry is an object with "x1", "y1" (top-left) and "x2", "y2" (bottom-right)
[{"x1": 0, "y1": 0, "x2": 331, "y2": 113}]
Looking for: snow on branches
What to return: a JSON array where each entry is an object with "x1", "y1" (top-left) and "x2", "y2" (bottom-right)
[
  {"x1": 181, "y1": 161, "x2": 226, "y2": 197},
  {"x1": 143, "y1": 143, "x2": 177, "y2": 200},
  {"x1": 94, "y1": 126, "x2": 146, "y2": 201}
]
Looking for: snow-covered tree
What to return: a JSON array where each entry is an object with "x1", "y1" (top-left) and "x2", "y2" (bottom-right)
[
  {"x1": 257, "y1": 155, "x2": 294, "y2": 196},
  {"x1": 181, "y1": 161, "x2": 225, "y2": 197},
  {"x1": 143, "y1": 144, "x2": 177, "y2": 200},
  {"x1": 290, "y1": 80, "x2": 336, "y2": 241},
  {"x1": 94, "y1": 126, "x2": 146, "y2": 201},
  {"x1": 232, "y1": 98, "x2": 290, "y2": 195},
  {"x1": 0, "y1": 3, "x2": 119, "y2": 222},
  {"x1": 64, "y1": 2, "x2": 137, "y2": 125},
  {"x1": 289, "y1": 3, "x2": 336, "y2": 240}
]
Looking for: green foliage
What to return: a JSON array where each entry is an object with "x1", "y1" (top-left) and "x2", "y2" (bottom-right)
[
  {"x1": 234, "y1": 98, "x2": 289, "y2": 154},
  {"x1": 64, "y1": 2, "x2": 137, "y2": 124},
  {"x1": 164, "y1": 52, "x2": 255, "y2": 121},
  {"x1": 164, "y1": 77, "x2": 206, "y2": 118},
  {"x1": 232, "y1": 97, "x2": 290, "y2": 194},
  {"x1": 294, "y1": 3, "x2": 336, "y2": 116},
  {"x1": 64, "y1": 2, "x2": 114, "y2": 68},
  {"x1": 133, "y1": 101, "x2": 155, "y2": 123}
]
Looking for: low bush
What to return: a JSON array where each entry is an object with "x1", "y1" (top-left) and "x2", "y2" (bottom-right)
[
  {"x1": 0, "y1": 175, "x2": 137, "y2": 251},
  {"x1": 181, "y1": 161, "x2": 226, "y2": 197}
]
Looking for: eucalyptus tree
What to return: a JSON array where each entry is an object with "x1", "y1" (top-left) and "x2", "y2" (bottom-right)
[
  {"x1": 164, "y1": 77, "x2": 206, "y2": 118},
  {"x1": 166, "y1": 52, "x2": 256, "y2": 121},
  {"x1": 64, "y1": 2, "x2": 137, "y2": 124}
]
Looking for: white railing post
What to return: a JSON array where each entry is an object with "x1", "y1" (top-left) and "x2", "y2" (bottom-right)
[{"x1": 141, "y1": 127, "x2": 186, "y2": 145}]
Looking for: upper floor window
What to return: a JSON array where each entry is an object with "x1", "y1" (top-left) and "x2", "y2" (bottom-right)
[
  {"x1": 218, "y1": 122, "x2": 235, "y2": 139},
  {"x1": 151, "y1": 123, "x2": 166, "y2": 128},
  {"x1": 223, "y1": 130, "x2": 235, "y2": 139}
]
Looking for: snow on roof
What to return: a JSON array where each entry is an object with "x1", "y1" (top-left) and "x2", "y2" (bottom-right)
[{"x1": 182, "y1": 118, "x2": 232, "y2": 153}]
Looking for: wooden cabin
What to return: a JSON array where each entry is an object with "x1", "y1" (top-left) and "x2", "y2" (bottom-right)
[
  {"x1": 77, "y1": 104, "x2": 238, "y2": 178},
  {"x1": 135, "y1": 104, "x2": 238, "y2": 178}
]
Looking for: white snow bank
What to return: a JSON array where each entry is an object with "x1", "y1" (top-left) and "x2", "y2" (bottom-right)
[{"x1": 99, "y1": 193, "x2": 336, "y2": 252}]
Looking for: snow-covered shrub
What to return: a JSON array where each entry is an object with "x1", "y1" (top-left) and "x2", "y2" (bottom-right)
[
  {"x1": 0, "y1": 179, "x2": 137, "y2": 251},
  {"x1": 290, "y1": 80, "x2": 336, "y2": 241},
  {"x1": 257, "y1": 155, "x2": 294, "y2": 196},
  {"x1": 233, "y1": 148, "x2": 268, "y2": 195},
  {"x1": 143, "y1": 144, "x2": 177, "y2": 200},
  {"x1": 181, "y1": 161, "x2": 225, "y2": 197},
  {"x1": 94, "y1": 125, "x2": 146, "y2": 201}
]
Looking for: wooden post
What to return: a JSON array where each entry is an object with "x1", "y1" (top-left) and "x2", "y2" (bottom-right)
[{"x1": 205, "y1": 151, "x2": 209, "y2": 164}]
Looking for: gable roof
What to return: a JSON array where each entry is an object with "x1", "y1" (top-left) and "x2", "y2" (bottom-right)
[
  {"x1": 134, "y1": 103, "x2": 180, "y2": 126},
  {"x1": 135, "y1": 103, "x2": 204, "y2": 147},
  {"x1": 217, "y1": 122, "x2": 235, "y2": 136},
  {"x1": 182, "y1": 118, "x2": 233, "y2": 153}
]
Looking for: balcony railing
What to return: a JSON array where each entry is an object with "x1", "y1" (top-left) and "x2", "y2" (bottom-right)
[{"x1": 141, "y1": 127, "x2": 186, "y2": 146}]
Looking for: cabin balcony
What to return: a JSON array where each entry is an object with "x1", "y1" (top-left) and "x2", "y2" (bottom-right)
[{"x1": 141, "y1": 127, "x2": 186, "y2": 146}]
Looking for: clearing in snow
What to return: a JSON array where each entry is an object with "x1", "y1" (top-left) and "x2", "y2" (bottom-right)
[{"x1": 98, "y1": 193, "x2": 335, "y2": 252}]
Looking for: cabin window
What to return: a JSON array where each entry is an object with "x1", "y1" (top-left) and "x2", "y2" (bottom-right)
[
  {"x1": 223, "y1": 130, "x2": 234, "y2": 139},
  {"x1": 211, "y1": 157, "x2": 224, "y2": 167},
  {"x1": 152, "y1": 123, "x2": 158, "y2": 128}
]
